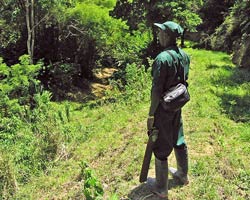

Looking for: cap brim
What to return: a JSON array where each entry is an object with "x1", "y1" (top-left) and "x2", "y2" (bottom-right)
[{"x1": 153, "y1": 23, "x2": 166, "y2": 31}]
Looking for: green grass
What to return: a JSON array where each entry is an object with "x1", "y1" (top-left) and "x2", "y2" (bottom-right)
[{"x1": 13, "y1": 48, "x2": 250, "y2": 199}]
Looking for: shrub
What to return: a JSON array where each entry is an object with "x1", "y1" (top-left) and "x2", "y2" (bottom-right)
[
  {"x1": 0, "y1": 56, "x2": 66, "y2": 182},
  {"x1": 108, "y1": 63, "x2": 151, "y2": 105},
  {"x1": 65, "y1": 2, "x2": 151, "y2": 68},
  {"x1": 79, "y1": 161, "x2": 104, "y2": 200}
]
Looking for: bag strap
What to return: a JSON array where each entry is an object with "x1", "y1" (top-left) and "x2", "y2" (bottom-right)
[{"x1": 166, "y1": 50, "x2": 186, "y2": 84}]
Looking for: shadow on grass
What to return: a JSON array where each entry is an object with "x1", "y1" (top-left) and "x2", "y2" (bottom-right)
[
  {"x1": 206, "y1": 64, "x2": 220, "y2": 70},
  {"x1": 209, "y1": 64, "x2": 250, "y2": 123},
  {"x1": 220, "y1": 94, "x2": 250, "y2": 123},
  {"x1": 126, "y1": 179, "x2": 183, "y2": 200}
]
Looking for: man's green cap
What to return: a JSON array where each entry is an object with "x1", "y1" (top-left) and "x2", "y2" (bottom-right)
[{"x1": 154, "y1": 21, "x2": 183, "y2": 37}]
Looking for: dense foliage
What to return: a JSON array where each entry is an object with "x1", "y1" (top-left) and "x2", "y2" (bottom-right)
[
  {"x1": 0, "y1": 55, "x2": 54, "y2": 171},
  {"x1": 0, "y1": 0, "x2": 249, "y2": 199},
  {"x1": 198, "y1": 0, "x2": 235, "y2": 34},
  {"x1": 111, "y1": 0, "x2": 203, "y2": 56},
  {"x1": 111, "y1": 0, "x2": 203, "y2": 31},
  {"x1": 210, "y1": 1, "x2": 250, "y2": 68},
  {"x1": 0, "y1": 0, "x2": 150, "y2": 98}
]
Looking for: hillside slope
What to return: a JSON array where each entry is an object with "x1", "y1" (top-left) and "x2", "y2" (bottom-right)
[{"x1": 15, "y1": 48, "x2": 250, "y2": 200}]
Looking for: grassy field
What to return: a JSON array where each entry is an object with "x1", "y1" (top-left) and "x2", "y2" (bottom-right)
[{"x1": 14, "y1": 48, "x2": 250, "y2": 200}]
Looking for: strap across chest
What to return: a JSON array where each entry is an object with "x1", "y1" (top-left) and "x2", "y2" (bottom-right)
[{"x1": 165, "y1": 50, "x2": 187, "y2": 85}]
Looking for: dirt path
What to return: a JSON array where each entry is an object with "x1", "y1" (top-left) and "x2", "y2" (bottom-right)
[{"x1": 91, "y1": 68, "x2": 117, "y2": 97}]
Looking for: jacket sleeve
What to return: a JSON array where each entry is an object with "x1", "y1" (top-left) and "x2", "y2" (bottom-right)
[{"x1": 148, "y1": 58, "x2": 168, "y2": 116}]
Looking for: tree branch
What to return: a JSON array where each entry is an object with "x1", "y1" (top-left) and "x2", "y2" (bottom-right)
[
  {"x1": 17, "y1": 0, "x2": 25, "y2": 10},
  {"x1": 67, "y1": 24, "x2": 88, "y2": 36},
  {"x1": 30, "y1": 13, "x2": 51, "y2": 32},
  {"x1": 0, "y1": 0, "x2": 6, "y2": 7}
]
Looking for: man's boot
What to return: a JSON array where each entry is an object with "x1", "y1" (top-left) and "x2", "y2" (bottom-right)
[
  {"x1": 169, "y1": 146, "x2": 189, "y2": 185},
  {"x1": 147, "y1": 158, "x2": 168, "y2": 198}
]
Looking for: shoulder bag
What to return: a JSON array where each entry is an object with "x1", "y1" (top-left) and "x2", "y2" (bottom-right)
[{"x1": 161, "y1": 50, "x2": 190, "y2": 112}]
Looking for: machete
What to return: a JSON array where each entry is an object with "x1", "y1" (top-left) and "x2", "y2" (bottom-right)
[{"x1": 139, "y1": 129, "x2": 158, "y2": 183}]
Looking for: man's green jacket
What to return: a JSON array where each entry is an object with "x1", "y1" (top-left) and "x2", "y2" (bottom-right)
[{"x1": 149, "y1": 45, "x2": 190, "y2": 160}]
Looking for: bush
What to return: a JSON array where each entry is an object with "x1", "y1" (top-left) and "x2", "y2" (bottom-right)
[
  {"x1": 79, "y1": 161, "x2": 104, "y2": 200},
  {"x1": 0, "y1": 56, "x2": 67, "y2": 182},
  {"x1": 107, "y1": 62, "x2": 151, "y2": 106},
  {"x1": 65, "y1": 2, "x2": 151, "y2": 68},
  {"x1": 0, "y1": 55, "x2": 42, "y2": 118},
  {"x1": 124, "y1": 63, "x2": 151, "y2": 102}
]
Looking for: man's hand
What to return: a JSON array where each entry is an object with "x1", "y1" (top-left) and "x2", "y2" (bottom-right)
[{"x1": 147, "y1": 116, "x2": 155, "y2": 131}]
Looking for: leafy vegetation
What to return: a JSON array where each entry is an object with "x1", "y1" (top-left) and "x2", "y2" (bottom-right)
[
  {"x1": 0, "y1": 0, "x2": 151, "y2": 99},
  {"x1": 0, "y1": 0, "x2": 250, "y2": 199},
  {"x1": 210, "y1": 1, "x2": 250, "y2": 68},
  {"x1": 0, "y1": 55, "x2": 89, "y2": 196},
  {"x1": 79, "y1": 161, "x2": 104, "y2": 200}
]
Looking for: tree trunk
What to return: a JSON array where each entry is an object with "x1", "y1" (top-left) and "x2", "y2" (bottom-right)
[
  {"x1": 25, "y1": 0, "x2": 35, "y2": 64},
  {"x1": 31, "y1": 0, "x2": 35, "y2": 62},
  {"x1": 25, "y1": 0, "x2": 32, "y2": 63}
]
